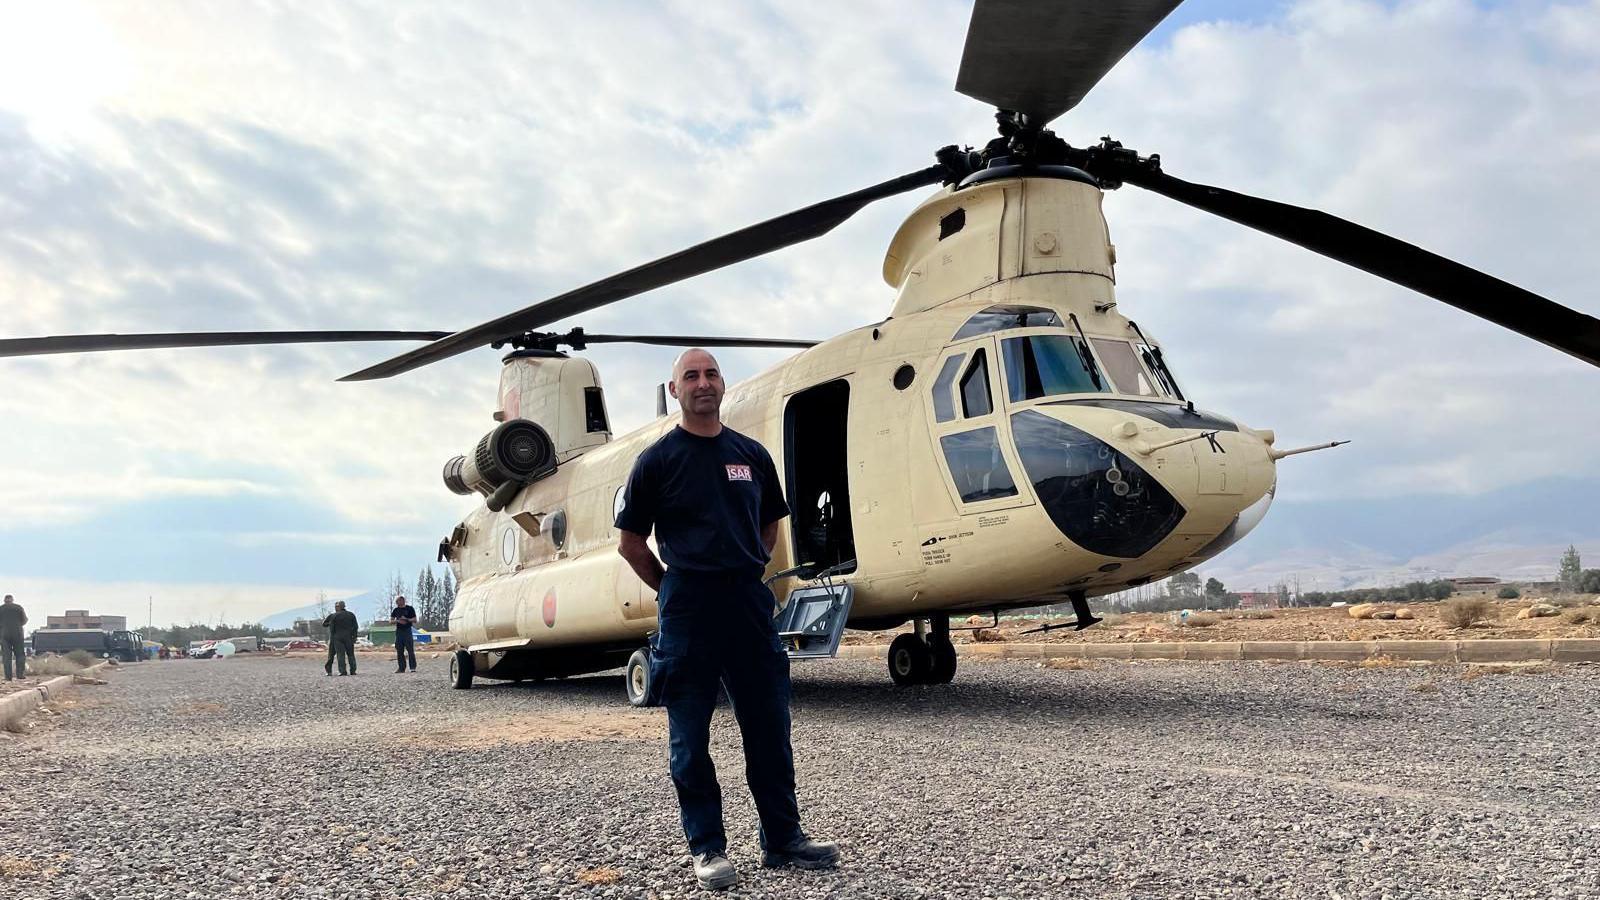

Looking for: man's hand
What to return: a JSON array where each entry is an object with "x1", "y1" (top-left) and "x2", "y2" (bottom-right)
[{"x1": 617, "y1": 529, "x2": 665, "y2": 594}]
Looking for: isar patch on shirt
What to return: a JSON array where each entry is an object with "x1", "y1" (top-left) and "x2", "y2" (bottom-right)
[{"x1": 725, "y1": 463, "x2": 753, "y2": 482}]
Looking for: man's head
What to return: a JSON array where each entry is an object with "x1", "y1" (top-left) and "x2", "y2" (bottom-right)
[
  {"x1": 2, "y1": 595, "x2": 11, "y2": 604},
  {"x1": 334, "y1": 600, "x2": 346, "y2": 611},
  {"x1": 669, "y1": 348, "x2": 725, "y2": 419},
  {"x1": 395, "y1": 595, "x2": 406, "y2": 604}
]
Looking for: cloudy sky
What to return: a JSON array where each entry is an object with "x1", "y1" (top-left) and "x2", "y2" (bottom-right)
[{"x1": 2, "y1": 0, "x2": 1597, "y2": 626}]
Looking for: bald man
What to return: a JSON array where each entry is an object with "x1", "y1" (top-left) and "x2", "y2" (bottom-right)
[{"x1": 616, "y1": 349, "x2": 837, "y2": 890}]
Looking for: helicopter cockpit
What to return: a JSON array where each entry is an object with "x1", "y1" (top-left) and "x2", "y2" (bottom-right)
[{"x1": 932, "y1": 303, "x2": 1206, "y2": 559}]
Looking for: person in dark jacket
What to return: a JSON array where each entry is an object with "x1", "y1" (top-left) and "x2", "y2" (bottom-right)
[
  {"x1": 390, "y1": 595, "x2": 418, "y2": 673},
  {"x1": 616, "y1": 349, "x2": 837, "y2": 891},
  {"x1": 0, "y1": 594, "x2": 26, "y2": 680},
  {"x1": 322, "y1": 600, "x2": 359, "y2": 676}
]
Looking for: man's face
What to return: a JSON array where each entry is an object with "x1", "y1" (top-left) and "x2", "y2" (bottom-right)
[
  {"x1": 334, "y1": 602, "x2": 345, "y2": 611},
  {"x1": 669, "y1": 349, "x2": 725, "y2": 417}
]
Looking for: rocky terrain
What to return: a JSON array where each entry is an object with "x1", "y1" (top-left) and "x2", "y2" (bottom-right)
[{"x1": 3, "y1": 653, "x2": 1598, "y2": 898}]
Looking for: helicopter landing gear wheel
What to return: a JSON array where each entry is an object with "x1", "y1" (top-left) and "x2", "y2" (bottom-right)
[
  {"x1": 450, "y1": 649, "x2": 475, "y2": 690},
  {"x1": 625, "y1": 648, "x2": 654, "y2": 707},
  {"x1": 888, "y1": 633, "x2": 931, "y2": 686},
  {"x1": 928, "y1": 636, "x2": 957, "y2": 684}
]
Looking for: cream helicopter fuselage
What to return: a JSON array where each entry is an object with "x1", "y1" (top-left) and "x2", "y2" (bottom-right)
[{"x1": 443, "y1": 171, "x2": 1278, "y2": 682}]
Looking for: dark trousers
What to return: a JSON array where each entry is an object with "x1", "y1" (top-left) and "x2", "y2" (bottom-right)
[
  {"x1": 656, "y1": 569, "x2": 804, "y2": 857},
  {"x1": 1, "y1": 635, "x2": 23, "y2": 680},
  {"x1": 325, "y1": 637, "x2": 356, "y2": 674},
  {"x1": 395, "y1": 633, "x2": 416, "y2": 671}
]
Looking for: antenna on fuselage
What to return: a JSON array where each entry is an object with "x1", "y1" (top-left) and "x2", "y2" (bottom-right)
[{"x1": 656, "y1": 384, "x2": 668, "y2": 418}]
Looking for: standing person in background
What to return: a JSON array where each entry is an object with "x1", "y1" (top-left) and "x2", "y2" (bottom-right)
[
  {"x1": 390, "y1": 595, "x2": 417, "y2": 673},
  {"x1": 322, "y1": 600, "x2": 360, "y2": 676},
  {"x1": 0, "y1": 594, "x2": 26, "y2": 681}
]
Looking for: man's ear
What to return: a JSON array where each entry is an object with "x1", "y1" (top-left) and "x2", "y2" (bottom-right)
[{"x1": 666, "y1": 380, "x2": 681, "y2": 399}]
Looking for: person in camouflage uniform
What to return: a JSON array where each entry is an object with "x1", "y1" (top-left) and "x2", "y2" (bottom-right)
[{"x1": 321, "y1": 600, "x2": 359, "y2": 676}]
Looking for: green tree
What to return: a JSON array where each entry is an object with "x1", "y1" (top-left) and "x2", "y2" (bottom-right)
[
  {"x1": 439, "y1": 568, "x2": 458, "y2": 629},
  {"x1": 1559, "y1": 545, "x2": 1583, "y2": 593},
  {"x1": 1204, "y1": 577, "x2": 1226, "y2": 600},
  {"x1": 1168, "y1": 572, "x2": 1201, "y2": 598}
]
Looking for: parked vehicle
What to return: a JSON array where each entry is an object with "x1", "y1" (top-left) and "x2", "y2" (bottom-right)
[{"x1": 32, "y1": 628, "x2": 146, "y2": 662}]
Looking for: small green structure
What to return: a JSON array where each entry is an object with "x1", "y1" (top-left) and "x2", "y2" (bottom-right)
[{"x1": 367, "y1": 623, "x2": 397, "y2": 645}]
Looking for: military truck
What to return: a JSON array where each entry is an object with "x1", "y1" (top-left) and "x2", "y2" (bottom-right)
[{"x1": 32, "y1": 628, "x2": 146, "y2": 662}]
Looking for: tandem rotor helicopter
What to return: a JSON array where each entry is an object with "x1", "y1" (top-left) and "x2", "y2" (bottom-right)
[{"x1": 6, "y1": 1, "x2": 1599, "y2": 702}]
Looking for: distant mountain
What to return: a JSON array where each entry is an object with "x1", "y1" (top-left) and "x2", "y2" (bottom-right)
[
  {"x1": 1203, "y1": 476, "x2": 1600, "y2": 591},
  {"x1": 259, "y1": 590, "x2": 383, "y2": 630}
]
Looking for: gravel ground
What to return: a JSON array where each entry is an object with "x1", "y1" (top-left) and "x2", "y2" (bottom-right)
[{"x1": 2, "y1": 653, "x2": 1598, "y2": 899}]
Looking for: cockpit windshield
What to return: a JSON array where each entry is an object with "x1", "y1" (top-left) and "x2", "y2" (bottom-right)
[
  {"x1": 1000, "y1": 333, "x2": 1108, "y2": 401},
  {"x1": 1089, "y1": 338, "x2": 1162, "y2": 397}
]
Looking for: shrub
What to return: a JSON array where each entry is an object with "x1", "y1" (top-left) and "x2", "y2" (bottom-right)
[
  {"x1": 66, "y1": 650, "x2": 96, "y2": 668},
  {"x1": 1496, "y1": 587, "x2": 1521, "y2": 599},
  {"x1": 29, "y1": 656, "x2": 86, "y2": 676},
  {"x1": 1187, "y1": 613, "x2": 1219, "y2": 627},
  {"x1": 1562, "y1": 607, "x2": 1599, "y2": 625},
  {"x1": 1439, "y1": 597, "x2": 1493, "y2": 629}
]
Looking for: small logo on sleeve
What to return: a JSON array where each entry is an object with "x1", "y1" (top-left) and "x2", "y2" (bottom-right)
[{"x1": 726, "y1": 464, "x2": 753, "y2": 482}]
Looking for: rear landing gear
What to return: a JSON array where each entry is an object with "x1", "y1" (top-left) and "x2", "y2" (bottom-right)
[
  {"x1": 887, "y1": 615, "x2": 957, "y2": 686},
  {"x1": 624, "y1": 648, "x2": 654, "y2": 707},
  {"x1": 450, "y1": 649, "x2": 475, "y2": 690}
]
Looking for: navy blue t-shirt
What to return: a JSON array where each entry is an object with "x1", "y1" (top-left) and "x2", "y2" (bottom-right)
[{"x1": 614, "y1": 425, "x2": 789, "y2": 573}]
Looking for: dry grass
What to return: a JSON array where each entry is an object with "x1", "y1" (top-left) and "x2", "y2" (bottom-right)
[
  {"x1": 1439, "y1": 597, "x2": 1494, "y2": 629},
  {"x1": 0, "y1": 855, "x2": 40, "y2": 877},
  {"x1": 1044, "y1": 658, "x2": 1097, "y2": 671},
  {"x1": 576, "y1": 868, "x2": 621, "y2": 885},
  {"x1": 1560, "y1": 607, "x2": 1600, "y2": 625},
  {"x1": 28, "y1": 656, "x2": 87, "y2": 677},
  {"x1": 1357, "y1": 655, "x2": 1429, "y2": 669},
  {"x1": 1099, "y1": 613, "x2": 1126, "y2": 627},
  {"x1": 66, "y1": 650, "x2": 96, "y2": 667},
  {"x1": 1187, "y1": 613, "x2": 1219, "y2": 628},
  {"x1": 1460, "y1": 662, "x2": 1557, "y2": 681}
]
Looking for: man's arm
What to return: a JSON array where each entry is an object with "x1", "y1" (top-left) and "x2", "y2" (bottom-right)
[
  {"x1": 761, "y1": 519, "x2": 780, "y2": 555},
  {"x1": 617, "y1": 529, "x2": 665, "y2": 594}
]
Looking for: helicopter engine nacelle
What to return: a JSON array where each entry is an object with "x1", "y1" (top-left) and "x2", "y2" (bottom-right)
[{"x1": 442, "y1": 419, "x2": 556, "y2": 502}]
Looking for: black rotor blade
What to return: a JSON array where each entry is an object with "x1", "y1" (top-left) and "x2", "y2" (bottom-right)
[
  {"x1": 0, "y1": 330, "x2": 452, "y2": 359},
  {"x1": 576, "y1": 334, "x2": 818, "y2": 349},
  {"x1": 956, "y1": 0, "x2": 1184, "y2": 126},
  {"x1": 339, "y1": 165, "x2": 947, "y2": 382},
  {"x1": 1119, "y1": 167, "x2": 1600, "y2": 368}
]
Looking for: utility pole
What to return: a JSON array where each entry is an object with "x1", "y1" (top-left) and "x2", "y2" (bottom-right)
[{"x1": 147, "y1": 595, "x2": 153, "y2": 630}]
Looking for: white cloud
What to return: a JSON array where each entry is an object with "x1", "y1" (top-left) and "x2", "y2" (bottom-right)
[{"x1": 1, "y1": 0, "x2": 1597, "y2": 617}]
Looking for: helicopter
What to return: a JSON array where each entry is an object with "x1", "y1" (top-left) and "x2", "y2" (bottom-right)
[{"x1": 5, "y1": 0, "x2": 1599, "y2": 703}]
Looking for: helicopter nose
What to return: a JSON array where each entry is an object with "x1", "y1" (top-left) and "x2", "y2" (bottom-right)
[{"x1": 1009, "y1": 409, "x2": 1186, "y2": 559}]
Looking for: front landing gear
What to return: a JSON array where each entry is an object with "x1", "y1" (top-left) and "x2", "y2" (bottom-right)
[{"x1": 887, "y1": 616, "x2": 958, "y2": 687}]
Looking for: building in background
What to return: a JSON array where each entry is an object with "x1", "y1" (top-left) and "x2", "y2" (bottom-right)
[{"x1": 46, "y1": 609, "x2": 128, "y2": 631}]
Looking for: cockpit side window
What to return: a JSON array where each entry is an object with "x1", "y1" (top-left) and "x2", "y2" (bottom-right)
[
  {"x1": 1001, "y1": 334, "x2": 1109, "y2": 402},
  {"x1": 1089, "y1": 338, "x2": 1161, "y2": 397},
  {"x1": 952, "y1": 305, "x2": 1063, "y2": 341},
  {"x1": 958, "y1": 348, "x2": 993, "y2": 417},
  {"x1": 931, "y1": 353, "x2": 966, "y2": 423},
  {"x1": 938, "y1": 427, "x2": 1018, "y2": 503}
]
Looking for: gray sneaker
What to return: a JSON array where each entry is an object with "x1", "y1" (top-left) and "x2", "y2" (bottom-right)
[
  {"x1": 693, "y1": 852, "x2": 738, "y2": 890},
  {"x1": 761, "y1": 837, "x2": 839, "y2": 870}
]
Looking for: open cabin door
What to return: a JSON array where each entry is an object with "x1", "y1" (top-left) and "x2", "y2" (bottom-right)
[{"x1": 782, "y1": 378, "x2": 857, "y2": 578}]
